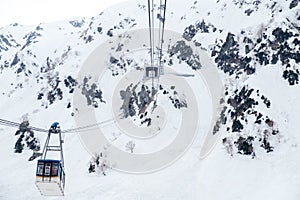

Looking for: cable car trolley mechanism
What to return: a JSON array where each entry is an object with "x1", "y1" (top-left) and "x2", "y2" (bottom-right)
[{"x1": 35, "y1": 122, "x2": 65, "y2": 196}]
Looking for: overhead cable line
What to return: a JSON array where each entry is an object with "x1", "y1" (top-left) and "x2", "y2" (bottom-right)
[
  {"x1": 157, "y1": 0, "x2": 167, "y2": 94},
  {"x1": 0, "y1": 117, "x2": 118, "y2": 134},
  {"x1": 0, "y1": 118, "x2": 49, "y2": 133},
  {"x1": 61, "y1": 117, "x2": 117, "y2": 133},
  {"x1": 148, "y1": 0, "x2": 154, "y2": 68}
]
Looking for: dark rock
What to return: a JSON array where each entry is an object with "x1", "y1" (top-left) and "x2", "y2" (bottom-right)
[
  {"x1": 14, "y1": 137, "x2": 24, "y2": 153},
  {"x1": 141, "y1": 118, "x2": 152, "y2": 126},
  {"x1": 221, "y1": 33, "x2": 236, "y2": 53},
  {"x1": 261, "y1": 137, "x2": 274, "y2": 153},
  {"x1": 110, "y1": 56, "x2": 119, "y2": 64},
  {"x1": 16, "y1": 63, "x2": 26, "y2": 74},
  {"x1": 289, "y1": 0, "x2": 299, "y2": 9},
  {"x1": 107, "y1": 29, "x2": 113, "y2": 37},
  {"x1": 11, "y1": 54, "x2": 20, "y2": 66},
  {"x1": 235, "y1": 136, "x2": 254, "y2": 155},
  {"x1": 283, "y1": 70, "x2": 299, "y2": 85},
  {"x1": 245, "y1": 9, "x2": 254, "y2": 16},
  {"x1": 271, "y1": 54, "x2": 278, "y2": 64},
  {"x1": 97, "y1": 27, "x2": 103, "y2": 33},
  {"x1": 255, "y1": 51, "x2": 269, "y2": 65},
  {"x1": 85, "y1": 35, "x2": 93, "y2": 43},
  {"x1": 37, "y1": 93, "x2": 44, "y2": 100},
  {"x1": 28, "y1": 152, "x2": 42, "y2": 161},
  {"x1": 21, "y1": 31, "x2": 42, "y2": 50},
  {"x1": 88, "y1": 163, "x2": 95, "y2": 173},
  {"x1": 69, "y1": 20, "x2": 85, "y2": 27},
  {"x1": 169, "y1": 40, "x2": 202, "y2": 70},
  {"x1": 272, "y1": 28, "x2": 293, "y2": 43},
  {"x1": 64, "y1": 76, "x2": 78, "y2": 93},
  {"x1": 81, "y1": 79, "x2": 106, "y2": 108},
  {"x1": 232, "y1": 119, "x2": 243, "y2": 132},
  {"x1": 196, "y1": 20, "x2": 209, "y2": 33},
  {"x1": 265, "y1": 118, "x2": 274, "y2": 127},
  {"x1": 245, "y1": 45, "x2": 250, "y2": 54},
  {"x1": 183, "y1": 25, "x2": 197, "y2": 41},
  {"x1": 213, "y1": 33, "x2": 256, "y2": 76},
  {"x1": 14, "y1": 121, "x2": 40, "y2": 156}
]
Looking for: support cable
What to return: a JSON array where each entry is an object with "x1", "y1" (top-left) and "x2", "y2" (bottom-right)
[
  {"x1": 0, "y1": 117, "x2": 117, "y2": 134},
  {"x1": 148, "y1": 0, "x2": 154, "y2": 68}
]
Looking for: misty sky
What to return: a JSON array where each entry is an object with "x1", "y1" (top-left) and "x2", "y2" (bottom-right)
[{"x1": 0, "y1": 0, "x2": 125, "y2": 27}]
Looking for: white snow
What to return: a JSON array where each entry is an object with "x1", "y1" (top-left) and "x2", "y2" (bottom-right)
[{"x1": 0, "y1": 0, "x2": 300, "y2": 199}]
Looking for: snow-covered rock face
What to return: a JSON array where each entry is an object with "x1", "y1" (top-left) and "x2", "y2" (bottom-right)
[
  {"x1": 0, "y1": 0, "x2": 298, "y2": 160},
  {"x1": 0, "y1": 0, "x2": 300, "y2": 199},
  {"x1": 0, "y1": 0, "x2": 298, "y2": 154}
]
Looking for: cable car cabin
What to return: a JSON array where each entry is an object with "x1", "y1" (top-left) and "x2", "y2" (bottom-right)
[
  {"x1": 35, "y1": 159, "x2": 65, "y2": 196},
  {"x1": 145, "y1": 66, "x2": 159, "y2": 78}
]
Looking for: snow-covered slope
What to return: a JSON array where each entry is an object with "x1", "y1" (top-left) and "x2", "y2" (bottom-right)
[{"x1": 0, "y1": 0, "x2": 300, "y2": 199}]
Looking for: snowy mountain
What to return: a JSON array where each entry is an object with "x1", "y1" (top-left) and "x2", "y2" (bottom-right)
[{"x1": 0, "y1": 0, "x2": 300, "y2": 199}]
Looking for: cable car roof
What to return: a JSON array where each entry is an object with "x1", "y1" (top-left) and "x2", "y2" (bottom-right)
[{"x1": 37, "y1": 159, "x2": 61, "y2": 163}]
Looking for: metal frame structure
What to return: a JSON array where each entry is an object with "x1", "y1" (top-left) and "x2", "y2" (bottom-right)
[
  {"x1": 41, "y1": 129, "x2": 64, "y2": 169},
  {"x1": 146, "y1": 0, "x2": 167, "y2": 87},
  {"x1": 35, "y1": 128, "x2": 65, "y2": 196}
]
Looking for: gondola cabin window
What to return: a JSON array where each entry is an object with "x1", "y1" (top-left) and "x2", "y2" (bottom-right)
[
  {"x1": 52, "y1": 163, "x2": 58, "y2": 176},
  {"x1": 45, "y1": 163, "x2": 51, "y2": 176},
  {"x1": 37, "y1": 162, "x2": 44, "y2": 176},
  {"x1": 36, "y1": 160, "x2": 61, "y2": 177}
]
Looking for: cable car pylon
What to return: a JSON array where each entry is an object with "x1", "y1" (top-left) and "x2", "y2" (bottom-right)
[
  {"x1": 35, "y1": 122, "x2": 66, "y2": 196},
  {"x1": 145, "y1": 0, "x2": 167, "y2": 86}
]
